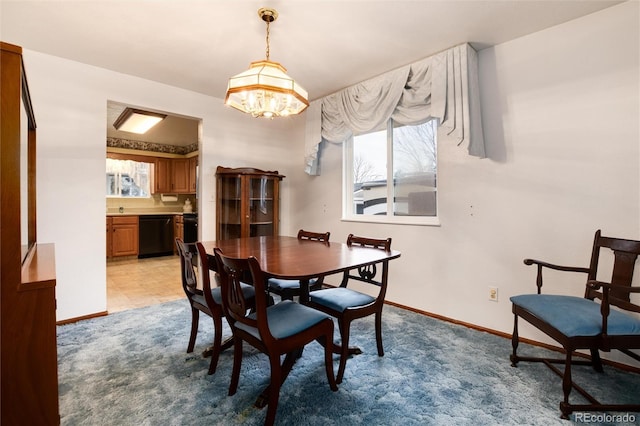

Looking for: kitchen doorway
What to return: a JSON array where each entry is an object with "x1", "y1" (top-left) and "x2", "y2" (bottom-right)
[{"x1": 106, "y1": 101, "x2": 200, "y2": 312}]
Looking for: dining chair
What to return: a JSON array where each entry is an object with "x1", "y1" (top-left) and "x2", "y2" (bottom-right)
[
  {"x1": 209, "y1": 245, "x2": 338, "y2": 426},
  {"x1": 176, "y1": 238, "x2": 255, "y2": 375},
  {"x1": 510, "y1": 230, "x2": 640, "y2": 418},
  {"x1": 307, "y1": 234, "x2": 392, "y2": 384},
  {"x1": 267, "y1": 229, "x2": 330, "y2": 301}
]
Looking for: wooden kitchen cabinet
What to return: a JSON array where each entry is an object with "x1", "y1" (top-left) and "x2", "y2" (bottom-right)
[
  {"x1": 188, "y1": 156, "x2": 198, "y2": 193},
  {"x1": 107, "y1": 216, "x2": 139, "y2": 258},
  {"x1": 153, "y1": 156, "x2": 197, "y2": 194},
  {"x1": 172, "y1": 158, "x2": 190, "y2": 193},
  {"x1": 216, "y1": 166, "x2": 284, "y2": 240},
  {"x1": 153, "y1": 157, "x2": 172, "y2": 193},
  {"x1": 173, "y1": 215, "x2": 183, "y2": 254}
]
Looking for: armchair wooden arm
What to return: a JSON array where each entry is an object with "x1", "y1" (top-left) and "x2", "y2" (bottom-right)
[
  {"x1": 523, "y1": 258, "x2": 591, "y2": 294},
  {"x1": 586, "y1": 280, "x2": 640, "y2": 314}
]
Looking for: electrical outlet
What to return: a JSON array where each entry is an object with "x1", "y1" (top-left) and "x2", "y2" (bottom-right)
[{"x1": 488, "y1": 286, "x2": 498, "y2": 302}]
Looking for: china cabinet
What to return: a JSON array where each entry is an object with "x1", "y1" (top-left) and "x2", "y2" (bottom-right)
[{"x1": 216, "y1": 166, "x2": 284, "y2": 240}]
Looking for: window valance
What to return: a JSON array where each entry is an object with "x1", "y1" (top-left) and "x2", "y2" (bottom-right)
[{"x1": 304, "y1": 43, "x2": 485, "y2": 175}]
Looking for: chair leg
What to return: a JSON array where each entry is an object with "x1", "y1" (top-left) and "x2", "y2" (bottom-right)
[
  {"x1": 265, "y1": 355, "x2": 283, "y2": 426},
  {"x1": 187, "y1": 307, "x2": 200, "y2": 353},
  {"x1": 560, "y1": 350, "x2": 573, "y2": 419},
  {"x1": 229, "y1": 338, "x2": 243, "y2": 396},
  {"x1": 336, "y1": 319, "x2": 350, "y2": 384},
  {"x1": 589, "y1": 348, "x2": 603, "y2": 372},
  {"x1": 207, "y1": 315, "x2": 223, "y2": 375},
  {"x1": 510, "y1": 314, "x2": 519, "y2": 367},
  {"x1": 322, "y1": 333, "x2": 338, "y2": 392},
  {"x1": 375, "y1": 310, "x2": 384, "y2": 357}
]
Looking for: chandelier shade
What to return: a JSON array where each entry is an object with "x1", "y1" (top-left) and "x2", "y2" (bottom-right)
[{"x1": 224, "y1": 8, "x2": 309, "y2": 118}]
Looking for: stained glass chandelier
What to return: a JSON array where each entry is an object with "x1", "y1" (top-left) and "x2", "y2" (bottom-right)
[{"x1": 224, "y1": 8, "x2": 309, "y2": 118}]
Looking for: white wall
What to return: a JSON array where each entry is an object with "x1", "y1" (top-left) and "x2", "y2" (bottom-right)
[
  {"x1": 290, "y1": 1, "x2": 640, "y2": 354},
  {"x1": 21, "y1": 1, "x2": 639, "y2": 357},
  {"x1": 25, "y1": 51, "x2": 300, "y2": 320}
]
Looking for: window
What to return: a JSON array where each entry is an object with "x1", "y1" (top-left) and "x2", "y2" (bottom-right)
[
  {"x1": 343, "y1": 119, "x2": 438, "y2": 225},
  {"x1": 106, "y1": 158, "x2": 151, "y2": 197}
]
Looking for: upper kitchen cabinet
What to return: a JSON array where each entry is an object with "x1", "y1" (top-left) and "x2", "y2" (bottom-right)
[
  {"x1": 153, "y1": 156, "x2": 198, "y2": 194},
  {"x1": 154, "y1": 157, "x2": 172, "y2": 193},
  {"x1": 188, "y1": 156, "x2": 198, "y2": 193},
  {"x1": 216, "y1": 166, "x2": 284, "y2": 240},
  {"x1": 171, "y1": 158, "x2": 190, "y2": 193}
]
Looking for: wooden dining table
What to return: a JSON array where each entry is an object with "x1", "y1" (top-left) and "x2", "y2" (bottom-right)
[
  {"x1": 200, "y1": 235, "x2": 401, "y2": 407},
  {"x1": 200, "y1": 235, "x2": 401, "y2": 304}
]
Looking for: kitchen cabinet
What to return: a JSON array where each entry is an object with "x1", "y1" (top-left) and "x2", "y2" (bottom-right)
[
  {"x1": 188, "y1": 156, "x2": 198, "y2": 193},
  {"x1": 216, "y1": 166, "x2": 284, "y2": 240},
  {"x1": 172, "y1": 158, "x2": 190, "y2": 193},
  {"x1": 153, "y1": 156, "x2": 197, "y2": 194},
  {"x1": 173, "y1": 215, "x2": 183, "y2": 254},
  {"x1": 153, "y1": 157, "x2": 172, "y2": 193},
  {"x1": 107, "y1": 216, "x2": 139, "y2": 257}
]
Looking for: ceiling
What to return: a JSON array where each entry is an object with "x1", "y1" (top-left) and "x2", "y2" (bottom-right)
[{"x1": 0, "y1": 0, "x2": 624, "y2": 145}]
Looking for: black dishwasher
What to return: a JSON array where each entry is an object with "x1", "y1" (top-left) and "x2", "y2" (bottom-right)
[{"x1": 138, "y1": 215, "x2": 174, "y2": 258}]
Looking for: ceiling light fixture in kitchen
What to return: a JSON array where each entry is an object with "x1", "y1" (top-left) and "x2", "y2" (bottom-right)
[
  {"x1": 113, "y1": 108, "x2": 167, "y2": 134},
  {"x1": 224, "y1": 7, "x2": 308, "y2": 118}
]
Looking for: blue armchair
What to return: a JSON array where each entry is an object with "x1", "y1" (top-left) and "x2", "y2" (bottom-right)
[{"x1": 510, "y1": 230, "x2": 640, "y2": 418}]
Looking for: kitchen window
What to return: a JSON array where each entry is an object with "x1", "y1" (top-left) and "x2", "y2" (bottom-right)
[
  {"x1": 343, "y1": 118, "x2": 438, "y2": 225},
  {"x1": 106, "y1": 158, "x2": 151, "y2": 198}
]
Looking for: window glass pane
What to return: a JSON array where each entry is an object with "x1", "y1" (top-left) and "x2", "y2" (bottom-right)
[
  {"x1": 106, "y1": 158, "x2": 150, "y2": 198},
  {"x1": 392, "y1": 120, "x2": 437, "y2": 216},
  {"x1": 353, "y1": 129, "x2": 387, "y2": 216}
]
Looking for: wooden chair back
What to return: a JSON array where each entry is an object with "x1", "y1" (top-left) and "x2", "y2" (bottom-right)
[
  {"x1": 584, "y1": 229, "x2": 640, "y2": 310},
  {"x1": 298, "y1": 229, "x2": 330, "y2": 243},
  {"x1": 177, "y1": 238, "x2": 219, "y2": 310},
  {"x1": 176, "y1": 238, "x2": 200, "y2": 299},
  {"x1": 213, "y1": 248, "x2": 274, "y2": 343},
  {"x1": 339, "y1": 234, "x2": 392, "y2": 293}
]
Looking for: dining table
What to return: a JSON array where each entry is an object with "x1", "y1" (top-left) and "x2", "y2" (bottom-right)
[
  {"x1": 201, "y1": 235, "x2": 401, "y2": 304},
  {"x1": 200, "y1": 234, "x2": 401, "y2": 407}
]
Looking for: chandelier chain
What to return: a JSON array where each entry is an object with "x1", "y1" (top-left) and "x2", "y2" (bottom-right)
[{"x1": 265, "y1": 20, "x2": 270, "y2": 61}]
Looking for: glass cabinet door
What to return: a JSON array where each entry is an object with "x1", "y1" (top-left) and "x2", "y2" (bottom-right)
[
  {"x1": 218, "y1": 175, "x2": 243, "y2": 239},
  {"x1": 249, "y1": 176, "x2": 275, "y2": 237}
]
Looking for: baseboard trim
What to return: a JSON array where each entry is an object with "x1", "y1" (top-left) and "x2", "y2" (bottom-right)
[
  {"x1": 57, "y1": 311, "x2": 108, "y2": 325},
  {"x1": 384, "y1": 300, "x2": 640, "y2": 374}
]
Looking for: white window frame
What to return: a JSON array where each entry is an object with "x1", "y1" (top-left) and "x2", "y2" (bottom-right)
[
  {"x1": 342, "y1": 119, "x2": 440, "y2": 226},
  {"x1": 106, "y1": 158, "x2": 151, "y2": 199}
]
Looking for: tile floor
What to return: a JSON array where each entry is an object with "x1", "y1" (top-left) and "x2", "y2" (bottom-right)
[{"x1": 107, "y1": 255, "x2": 184, "y2": 313}]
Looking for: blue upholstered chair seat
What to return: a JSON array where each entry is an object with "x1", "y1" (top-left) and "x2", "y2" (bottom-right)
[
  {"x1": 192, "y1": 282, "x2": 255, "y2": 307},
  {"x1": 511, "y1": 294, "x2": 640, "y2": 337},
  {"x1": 310, "y1": 287, "x2": 376, "y2": 313},
  {"x1": 236, "y1": 300, "x2": 331, "y2": 340},
  {"x1": 268, "y1": 277, "x2": 318, "y2": 291}
]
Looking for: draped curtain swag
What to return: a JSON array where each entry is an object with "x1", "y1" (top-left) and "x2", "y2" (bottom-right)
[{"x1": 304, "y1": 43, "x2": 485, "y2": 175}]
